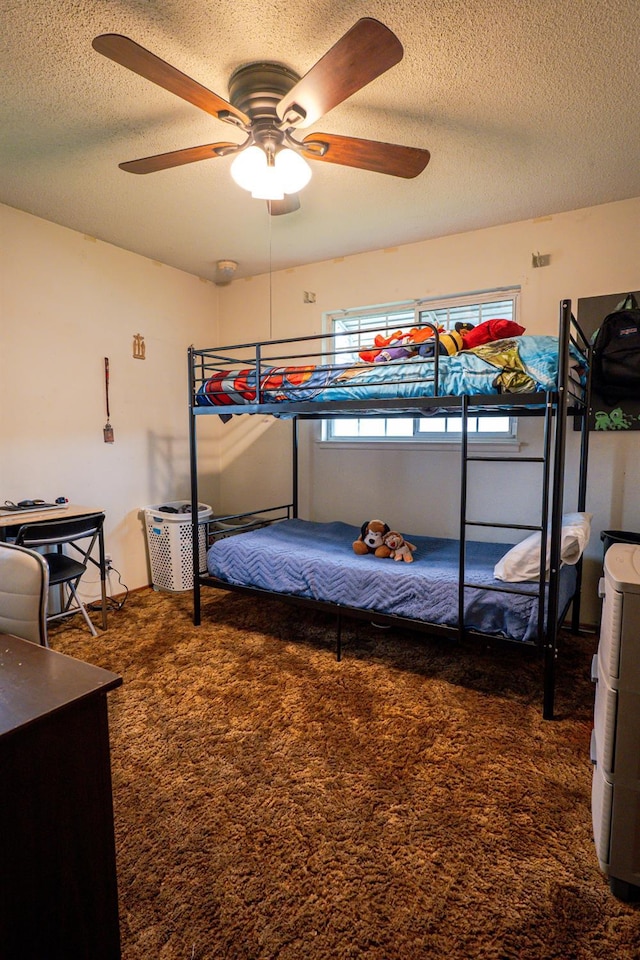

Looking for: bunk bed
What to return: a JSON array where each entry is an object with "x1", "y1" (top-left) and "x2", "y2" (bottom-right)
[{"x1": 188, "y1": 299, "x2": 592, "y2": 719}]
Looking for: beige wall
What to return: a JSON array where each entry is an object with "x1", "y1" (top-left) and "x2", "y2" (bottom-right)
[
  {"x1": 217, "y1": 197, "x2": 640, "y2": 624},
  {"x1": 2, "y1": 198, "x2": 638, "y2": 625},
  {"x1": 0, "y1": 204, "x2": 221, "y2": 600}
]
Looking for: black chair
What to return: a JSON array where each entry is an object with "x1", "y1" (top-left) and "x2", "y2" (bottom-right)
[{"x1": 15, "y1": 513, "x2": 105, "y2": 638}]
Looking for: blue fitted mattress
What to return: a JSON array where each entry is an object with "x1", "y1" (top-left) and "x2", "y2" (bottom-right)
[{"x1": 206, "y1": 519, "x2": 576, "y2": 643}]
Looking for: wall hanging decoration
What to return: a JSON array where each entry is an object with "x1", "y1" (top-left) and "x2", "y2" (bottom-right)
[
  {"x1": 133, "y1": 333, "x2": 146, "y2": 359},
  {"x1": 103, "y1": 357, "x2": 114, "y2": 442}
]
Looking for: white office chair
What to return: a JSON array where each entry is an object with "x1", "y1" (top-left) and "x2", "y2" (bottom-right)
[
  {"x1": 15, "y1": 514, "x2": 105, "y2": 638},
  {"x1": 0, "y1": 541, "x2": 49, "y2": 646}
]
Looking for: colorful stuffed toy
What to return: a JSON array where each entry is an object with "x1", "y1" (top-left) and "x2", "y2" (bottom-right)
[
  {"x1": 461, "y1": 318, "x2": 525, "y2": 349},
  {"x1": 368, "y1": 327, "x2": 444, "y2": 363},
  {"x1": 359, "y1": 331, "x2": 411, "y2": 363},
  {"x1": 418, "y1": 323, "x2": 474, "y2": 358},
  {"x1": 374, "y1": 342, "x2": 415, "y2": 363},
  {"x1": 358, "y1": 318, "x2": 525, "y2": 364},
  {"x1": 383, "y1": 530, "x2": 417, "y2": 563},
  {"x1": 407, "y1": 324, "x2": 443, "y2": 345},
  {"x1": 353, "y1": 519, "x2": 391, "y2": 557}
]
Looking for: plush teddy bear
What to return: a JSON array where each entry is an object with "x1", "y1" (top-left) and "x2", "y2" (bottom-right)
[
  {"x1": 353, "y1": 519, "x2": 391, "y2": 557},
  {"x1": 383, "y1": 530, "x2": 417, "y2": 563}
]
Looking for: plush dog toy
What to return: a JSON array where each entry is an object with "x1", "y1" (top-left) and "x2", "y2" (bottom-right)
[
  {"x1": 353, "y1": 519, "x2": 391, "y2": 557},
  {"x1": 383, "y1": 530, "x2": 417, "y2": 562}
]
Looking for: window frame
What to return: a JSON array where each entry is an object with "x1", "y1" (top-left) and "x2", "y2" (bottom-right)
[{"x1": 321, "y1": 287, "x2": 521, "y2": 447}]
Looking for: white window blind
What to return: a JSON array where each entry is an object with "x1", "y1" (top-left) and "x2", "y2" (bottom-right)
[{"x1": 324, "y1": 288, "x2": 520, "y2": 443}]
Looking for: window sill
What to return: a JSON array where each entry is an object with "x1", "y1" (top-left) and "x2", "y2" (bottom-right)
[{"x1": 317, "y1": 438, "x2": 522, "y2": 453}]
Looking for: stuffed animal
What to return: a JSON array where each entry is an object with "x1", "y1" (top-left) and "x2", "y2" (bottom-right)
[
  {"x1": 461, "y1": 318, "x2": 525, "y2": 350},
  {"x1": 418, "y1": 322, "x2": 475, "y2": 358},
  {"x1": 374, "y1": 342, "x2": 415, "y2": 363},
  {"x1": 407, "y1": 324, "x2": 443, "y2": 345},
  {"x1": 383, "y1": 530, "x2": 417, "y2": 562},
  {"x1": 353, "y1": 519, "x2": 391, "y2": 557},
  {"x1": 359, "y1": 331, "x2": 409, "y2": 363}
]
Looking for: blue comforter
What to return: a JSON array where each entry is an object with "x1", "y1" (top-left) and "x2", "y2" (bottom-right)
[
  {"x1": 206, "y1": 519, "x2": 576, "y2": 643},
  {"x1": 197, "y1": 336, "x2": 580, "y2": 408}
]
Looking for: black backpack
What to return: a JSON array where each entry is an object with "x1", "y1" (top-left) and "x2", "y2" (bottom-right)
[{"x1": 591, "y1": 293, "x2": 640, "y2": 405}]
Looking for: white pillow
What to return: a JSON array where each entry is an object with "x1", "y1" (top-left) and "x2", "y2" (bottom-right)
[{"x1": 494, "y1": 512, "x2": 592, "y2": 582}]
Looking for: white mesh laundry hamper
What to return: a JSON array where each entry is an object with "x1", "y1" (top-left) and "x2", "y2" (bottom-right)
[{"x1": 144, "y1": 502, "x2": 212, "y2": 591}]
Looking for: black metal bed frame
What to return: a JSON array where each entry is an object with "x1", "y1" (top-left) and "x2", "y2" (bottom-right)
[{"x1": 188, "y1": 299, "x2": 592, "y2": 719}]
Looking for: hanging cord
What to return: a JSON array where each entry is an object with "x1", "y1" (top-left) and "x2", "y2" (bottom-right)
[
  {"x1": 87, "y1": 563, "x2": 130, "y2": 612},
  {"x1": 268, "y1": 211, "x2": 273, "y2": 340}
]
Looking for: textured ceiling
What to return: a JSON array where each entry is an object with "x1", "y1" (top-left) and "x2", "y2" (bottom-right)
[{"x1": 2, "y1": 0, "x2": 639, "y2": 281}]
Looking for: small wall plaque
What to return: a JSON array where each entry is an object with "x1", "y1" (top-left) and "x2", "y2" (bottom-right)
[{"x1": 133, "y1": 333, "x2": 146, "y2": 360}]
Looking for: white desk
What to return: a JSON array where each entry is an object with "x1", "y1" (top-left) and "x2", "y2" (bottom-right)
[{"x1": 0, "y1": 506, "x2": 108, "y2": 629}]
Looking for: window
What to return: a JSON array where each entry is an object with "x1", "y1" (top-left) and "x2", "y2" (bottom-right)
[{"x1": 324, "y1": 288, "x2": 520, "y2": 443}]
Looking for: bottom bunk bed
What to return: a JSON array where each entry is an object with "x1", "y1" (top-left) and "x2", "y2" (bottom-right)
[{"x1": 204, "y1": 516, "x2": 584, "y2": 644}]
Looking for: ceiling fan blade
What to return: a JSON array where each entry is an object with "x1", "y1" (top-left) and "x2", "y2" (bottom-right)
[
  {"x1": 302, "y1": 133, "x2": 430, "y2": 178},
  {"x1": 92, "y1": 34, "x2": 250, "y2": 127},
  {"x1": 267, "y1": 194, "x2": 301, "y2": 216},
  {"x1": 276, "y1": 18, "x2": 403, "y2": 128},
  {"x1": 119, "y1": 142, "x2": 239, "y2": 174}
]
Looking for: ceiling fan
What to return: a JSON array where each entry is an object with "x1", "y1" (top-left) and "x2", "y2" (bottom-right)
[{"x1": 92, "y1": 18, "x2": 431, "y2": 215}]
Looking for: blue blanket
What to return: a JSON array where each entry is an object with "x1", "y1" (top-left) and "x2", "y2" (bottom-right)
[
  {"x1": 206, "y1": 519, "x2": 576, "y2": 643},
  {"x1": 197, "y1": 336, "x2": 583, "y2": 408}
]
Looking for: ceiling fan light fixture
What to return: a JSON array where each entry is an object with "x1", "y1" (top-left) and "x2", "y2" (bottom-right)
[
  {"x1": 275, "y1": 148, "x2": 312, "y2": 193},
  {"x1": 230, "y1": 145, "x2": 311, "y2": 200},
  {"x1": 94, "y1": 20, "x2": 431, "y2": 216}
]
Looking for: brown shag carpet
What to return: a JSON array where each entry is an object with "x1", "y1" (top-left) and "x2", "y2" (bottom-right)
[{"x1": 53, "y1": 588, "x2": 640, "y2": 959}]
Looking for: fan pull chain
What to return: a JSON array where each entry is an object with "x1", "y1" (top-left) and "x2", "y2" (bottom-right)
[{"x1": 268, "y1": 210, "x2": 273, "y2": 340}]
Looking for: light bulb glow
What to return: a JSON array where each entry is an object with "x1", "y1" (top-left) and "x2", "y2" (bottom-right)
[
  {"x1": 230, "y1": 147, "x2": 268, "y2": 192},
  {"x1": 275, "y1": 148, "x2": 312, "y2": 193},
  {"x1": 230, "y1": 145, "x2": 311, "y2": 200}
]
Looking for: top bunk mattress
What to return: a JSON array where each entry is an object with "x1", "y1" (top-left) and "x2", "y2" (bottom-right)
[
  {"x1": 205, "y1": 519, "x2": 577, "y2": 644},
  {"x1": 195, "y1": 335, "x2": 586, "y2": 412}
]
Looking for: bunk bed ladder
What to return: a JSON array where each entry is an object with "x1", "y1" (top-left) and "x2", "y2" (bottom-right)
[
  {"x1": 458, "y1": 396, "x2": 469, "y2": 640},
  {"x1": 459, "y1": 391, "x2": 557, "y2": 715}
]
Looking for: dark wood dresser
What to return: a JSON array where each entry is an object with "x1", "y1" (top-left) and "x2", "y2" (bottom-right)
[{"x1": 0, "y1": 633, "x2": 122, "y2": 958}]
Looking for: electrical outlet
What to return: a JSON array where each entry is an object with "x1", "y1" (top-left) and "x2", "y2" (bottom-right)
[{"x1": 105, "y1": 554, "x2": 113, "y2": 571}]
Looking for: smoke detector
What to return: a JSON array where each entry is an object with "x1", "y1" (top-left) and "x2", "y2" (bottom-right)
[{"x1": 214, "y1": 260, "x2": 238, "y2": 286}]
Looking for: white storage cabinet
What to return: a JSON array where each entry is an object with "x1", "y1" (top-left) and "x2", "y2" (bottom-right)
[{"x1": 591, "y1": 542, "x2": 640, "y2": 901}]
